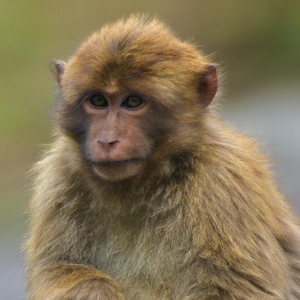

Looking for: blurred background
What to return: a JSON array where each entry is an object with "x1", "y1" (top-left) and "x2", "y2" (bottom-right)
[{"x1": 0, "y1": 0, "x2": 299, "y2": 298}]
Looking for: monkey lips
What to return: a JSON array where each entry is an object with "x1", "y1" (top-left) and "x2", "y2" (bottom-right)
[{"x1": 85, "y1": 155, "x2": 151, "y2": 181}]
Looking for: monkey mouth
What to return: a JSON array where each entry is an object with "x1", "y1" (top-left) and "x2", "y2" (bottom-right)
[{"x1": 84, "y1": 156, "x2": 150, "y2": 167}]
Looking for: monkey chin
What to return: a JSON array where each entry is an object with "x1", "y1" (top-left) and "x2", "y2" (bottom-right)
[{"x1": 90, "y1": 160, "x2": 146, "y2": 182}]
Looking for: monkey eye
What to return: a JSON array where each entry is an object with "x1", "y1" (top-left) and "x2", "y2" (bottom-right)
[
  {"x1": 88, "y1": 94, "x2": 108, "y2": 108},
  {"x1": 121, "y1": 95, "x2": 144, "y2": 109}
]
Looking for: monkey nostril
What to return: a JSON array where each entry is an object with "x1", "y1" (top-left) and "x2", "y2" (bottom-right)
[
  {"x1": 108, "y1": 140, "x2": 119, "y2": 146},
  {"x1": 97, "y1": 138, "x2": 120, "y2": 146}
]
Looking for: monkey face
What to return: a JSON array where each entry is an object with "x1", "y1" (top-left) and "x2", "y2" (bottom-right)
[
  {"x1": 81, "y1": 91, "x2": 154, "y2": 181},
  {"x1": 56, "y1": 70, "x2": 176, "y2": 182}
]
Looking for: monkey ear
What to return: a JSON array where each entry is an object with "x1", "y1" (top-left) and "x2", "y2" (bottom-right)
[
  {"x1": 199, "y1": 64, "x2": 218, "y2": 108},
  {"x1": 53, "y1": 60, "x2": 66, "y2": 86}
]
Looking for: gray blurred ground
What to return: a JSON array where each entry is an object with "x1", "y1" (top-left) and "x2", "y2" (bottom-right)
[
  {"x1": 0, "y1": 233, "x2": 25, "y2": 299},
  {"x1": 0, "y1": 84, "x2": 299, "y2": 300},
  {"x1": 223, "y1": 84, "x2": 300, "y2": 213}
]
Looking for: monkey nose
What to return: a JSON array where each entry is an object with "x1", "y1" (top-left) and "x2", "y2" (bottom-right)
[{"x1": 96, "y1": 138, "x2": 120, "y2": 153}]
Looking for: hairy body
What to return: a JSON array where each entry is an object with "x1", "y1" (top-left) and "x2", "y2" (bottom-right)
[{"x1": 25, "y1": 16, "x2": 300, "y2": 300}]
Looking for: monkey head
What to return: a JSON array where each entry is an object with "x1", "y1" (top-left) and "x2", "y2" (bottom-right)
[{"x1": 54, "y1": 17, "x2": 218, "y2": 182}]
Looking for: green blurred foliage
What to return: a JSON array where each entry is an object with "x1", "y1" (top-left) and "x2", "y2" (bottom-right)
[{"x1": 0, "y1": 0, "x2": 300, "y2": 234}]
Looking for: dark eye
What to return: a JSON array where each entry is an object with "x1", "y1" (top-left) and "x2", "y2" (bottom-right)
[
  {"x1": 88, "y1": 94, "x2": 108, "y2": 108},
  {"x1": 122, "y1": 95, "x2": 144, "y2": 108}
]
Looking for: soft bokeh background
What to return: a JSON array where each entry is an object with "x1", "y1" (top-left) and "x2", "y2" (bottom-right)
[{"x1": 1, "y1": 1, "x2": 299, "y2": 298}]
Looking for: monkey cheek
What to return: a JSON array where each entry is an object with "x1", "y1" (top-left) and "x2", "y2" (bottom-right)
[{"x1": 91, "y1": 162, "x2": 146, "y2": 182}]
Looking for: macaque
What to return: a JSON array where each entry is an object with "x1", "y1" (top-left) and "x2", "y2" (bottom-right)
[{"x1": 25, "y1": 16, "x2": 300, "y2": 300}]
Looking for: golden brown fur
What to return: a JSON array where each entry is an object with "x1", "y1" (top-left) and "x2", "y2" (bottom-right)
[{"x1": 25, "y1": 16, "x2": 300, "y2": 300}]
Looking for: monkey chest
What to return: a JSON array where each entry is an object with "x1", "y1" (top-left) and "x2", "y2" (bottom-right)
[{"x1": 82, "y1": 222, "x2": 198, "y2": 299}]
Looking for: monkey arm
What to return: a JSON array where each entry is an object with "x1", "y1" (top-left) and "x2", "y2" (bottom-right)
[
  {"x1": 25, "y1": 263, "x2": 125, "y2": 300},
  {"x1": 24, "y1": 146, "x2": 126, "y2": 300},
  {"x1": 25, "y1": 225, "x2": 126, "y2": 300}
]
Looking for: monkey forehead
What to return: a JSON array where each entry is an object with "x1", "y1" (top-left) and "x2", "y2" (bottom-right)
[{"x1": 63, "y1": 17, "x2": 207, "y2": 91}]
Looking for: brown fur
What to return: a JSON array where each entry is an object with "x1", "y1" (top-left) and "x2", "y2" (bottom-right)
[{"x1": 25, "y1": 15, "x2": 300, "y2": 300}]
